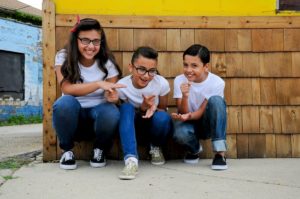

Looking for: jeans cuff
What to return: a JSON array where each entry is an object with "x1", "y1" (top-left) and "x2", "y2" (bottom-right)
[
  {"x1": 124, "y1": 154, "x2": 138, "y2": 161},
  {"x1": 212, "y1": 140, "x2": 227, "y2": 152}
]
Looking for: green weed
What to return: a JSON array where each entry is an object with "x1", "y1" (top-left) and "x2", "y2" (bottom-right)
[{"x1": 0, "y1": 115, "x2": 42, "y2": 126}]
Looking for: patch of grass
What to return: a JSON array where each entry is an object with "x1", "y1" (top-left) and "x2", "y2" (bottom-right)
[
  {"x1": 0, "y1": 158, "x2": 31, "y2": 170},
  {"x1": 3, "y1": 175, "x2": 15, "y2": 180},
  {"x1": 0, "y1": 115, "x2": 42, "y2": 126}
]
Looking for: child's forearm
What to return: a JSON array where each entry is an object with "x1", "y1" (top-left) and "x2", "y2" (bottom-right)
[{"x1": 178, "y1": 96, "x2": 189, "y2": 114}]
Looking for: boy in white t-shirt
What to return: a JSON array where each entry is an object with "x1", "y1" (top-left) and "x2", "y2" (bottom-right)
[
  {"x1": 117, "y1": 47, "x2": 172, "y2": 180},
  {"x1": 172, "y1": 44, "x2": 228, "y2": 170}
]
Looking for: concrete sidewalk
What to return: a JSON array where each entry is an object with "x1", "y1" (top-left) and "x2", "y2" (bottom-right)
[
  {"x1": 0, "y1": 124, "x2": 42, "y2": 160},
  {"x1": 0, "y1": 124, "x2": 300, "y2": 199},
  {"x1": 0, "y1": 159, "x2": 300, "y2": 199}
]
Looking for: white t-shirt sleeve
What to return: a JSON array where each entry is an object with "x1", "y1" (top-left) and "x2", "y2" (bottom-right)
[
  {"x1": 159, "y1": 76, "x2": 170, "y2": 96},
  {"x1": 173, "y1": 76, "x2": 183, "y2": 99},
  {"x1": 116, "y1": 78, "x2": 127, "y2": 101},
  {"x1": 105, "y1": 60, "x2": 119, "y2": 79},
  {"x1": 54, "y1": 49, "x2": 67, "y2": 68},
  {"x1": 203, "y1": 78, "x2": 225, "y2": 100}
]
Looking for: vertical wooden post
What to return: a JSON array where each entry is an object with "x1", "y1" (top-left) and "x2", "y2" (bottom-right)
[{"x1": 42, "y1": 0, "x2": 57, "y2": 161}]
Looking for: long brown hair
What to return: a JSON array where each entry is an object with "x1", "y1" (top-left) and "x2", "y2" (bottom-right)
[{"x1": 61, "y1": 18, "x2": 122, "y2": 85}]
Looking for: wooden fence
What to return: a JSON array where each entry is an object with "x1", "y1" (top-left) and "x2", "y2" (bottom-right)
[{"x1": 43, "y1": 0, "x2": 300, "y2": 161}]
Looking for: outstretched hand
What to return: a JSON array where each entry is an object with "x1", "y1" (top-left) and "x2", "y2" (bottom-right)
[
  {"x1": 171, "y1": 112, "x2": 192, "y2": 122},
  {"x1": 142, "y1": 104, "x2": 157, "y2": 118},
  {"x1": 104, "y1": 89, "x2": 119, "y2": 103},
  {"x1": 100, "y1": 81, "x2": 126, "y2": 92},
  {"x1": 140, "y1": 94, "x2": 156, "y2": 118}
]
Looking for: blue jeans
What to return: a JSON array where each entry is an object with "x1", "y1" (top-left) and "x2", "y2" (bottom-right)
[
  {"x1": 119, "y1": 103, "x2": 172, "y2": 160},
  {"x1": 173, "y1": 96, "x2": 227, "y2": 154},
  {"x1": 52, "y1": 95, "x2": 120, "y2": 152}
]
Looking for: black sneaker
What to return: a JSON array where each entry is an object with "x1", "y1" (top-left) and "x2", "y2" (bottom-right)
[
  {"x1": 90, "y1": 148, "x2": 106, "y2": 168},
  {"x1": 184, "y1": 153, "x2": 199, "y2": 164},
  {"x1": 211, "y1": 154, "x2": 228, "y2": 170},
  {"x1": 59, "y1": 151, "x2": 77, "y2": 170},
  {"x1": 183, "y1": 145, "x2": 202, "y2": 164}
]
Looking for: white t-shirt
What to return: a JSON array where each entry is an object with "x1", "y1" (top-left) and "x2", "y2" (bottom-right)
[
  {"x1": 117, "y1": 75, "x2": 170, "y2": 108},
  {"x1": 54, "y1": 49, "x2": 119, "y2": 108},
  {"x1": 173, "y1": 73, "x2": 225, "y2": 112}
]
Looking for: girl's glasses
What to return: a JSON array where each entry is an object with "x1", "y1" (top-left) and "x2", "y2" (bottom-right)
[
  {"x1": 133, "y1": 65, "x2": 158, "y2": 77},
  {"x1": 77, "y1": 37, "x2": 101, "y2": 46}
]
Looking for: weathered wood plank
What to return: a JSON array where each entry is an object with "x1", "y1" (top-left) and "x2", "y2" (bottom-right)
[
  {"x1": 56, "y1": 15, "x2": 300, "y2": 29},
  {"x1": 249, "y1": 134, "x2": 266, "y2": 158},
  {"x1": 225, "y1": 29, "x2": 252, "y2": 52},
  {"x1": 242, "y1": 106, "x2": 260, "y2": 133},
  {"x1": 230, "y1": 78, "x2": 253, "y2": 105},
  {"x1": 292, "y1": 52, "x2": 300, "y2": 77},
  {"x1": 284, "y1": 29, "x2": 300, "y2": 51},
  {"x1": 260, "y1": 79, "x2": 277, "y2": 105},
  {"x1": 121, "y1": 52, "x2": 132, "y2": 76},
  {"x1": 42, "y1": 0, "x2": 57, "y2": 161},
  {"x1": 252, "y1": 29, "x2": 284, "y2": 52},
  {"x1": 195, "y1": 29, "x2": 225, "y2": 52},
  {"x1": 276, "y1": 134, "x2": 292, "y2": 158},
  {"x1": 281, "y1": 106, "x2": 300, "y2": 134},
  {"x1": 291, "y1": 134, "x2": 300, "y2": 157},
  {"x1": 119, "y1": 29, "x2": 133, "y2": 51},
  {"x1": 133, "y1": 29, "x2": 167, "y2": 51},
  {"x1": 167, "y1": 29, "x2": 181, "y2": 51},
  {"x1": 226, "y1": 135, "x2": 237, "y2": 158},
  {"x1": 260, "y1": 53, "x2": 292, "y2": 77},
  {"x1": 266, "y1": 134, "x2": 276, "y2": 158},
  {"x1": 236, "y1": 134, "x2": 249, "y2": 158},
  {"x1": 227, "y1": 106, "x2": 242, "y2": 134},
  {"x1": 259, "y1": 106, "x2": 274, "y2": 133},
  {"x1": 180, "y1": 29, "x2": 195, "y2": 51},
  {"x1": 276, "y1": 78, "x2": 300, "y2": 105}
]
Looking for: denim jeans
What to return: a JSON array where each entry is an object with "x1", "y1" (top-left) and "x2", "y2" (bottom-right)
[
  {"x1": 52, "y1": 95, "x2": 120, "y2": 152},
  {"x1": 119, "y1": 103, "x2": 172, "y2": 160},
  {"x1": 173, "y1": 96, "x2": 227, "y2": 154}
]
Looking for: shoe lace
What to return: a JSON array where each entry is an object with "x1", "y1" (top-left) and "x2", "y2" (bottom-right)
[
  {"x1": 123, "y1": 160, "x2": 137, "y2": 174},
  {"x1": 61, "y1": 151, "x2": 74, "y2": 162},
  {"x1": 149, "y1": 147, "x2": 161, "y2": 158},
  {"x1": 93, "y1": 148, "x2": 103, "y2": 161}
]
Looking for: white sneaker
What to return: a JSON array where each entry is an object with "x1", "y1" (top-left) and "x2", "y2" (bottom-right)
[
  {"x1": 149, "y1": 146, "x2": 165, "y2": 165},
  {"x1": 119, "y1": 158, "x2": 138, "y2": 180}
]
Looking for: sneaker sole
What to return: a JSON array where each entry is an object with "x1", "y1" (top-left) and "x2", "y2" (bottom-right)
[
  {"x1": 119, "y1": 174, "x2": 136, "y2": 180},
  {"x1": 211, "y1": 165, "x2": 228, "y2": 170},
  {"x1": 119, "y1": 171, "x2": 138, "y2": 180},
  {"x1": 151, "y1": 161, "x2": 165, "y2": 166},
  {"x1": 60, "y1": 164, "x2": 77, "y2": 170},
  {"x1": 90, "y1": 161, "x2": 106, "y2": 168},
  {"x1": 184, "y1": 158, "x2": 199, "y2": 164}
]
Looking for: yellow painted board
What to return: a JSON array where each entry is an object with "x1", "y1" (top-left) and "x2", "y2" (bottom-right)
[{"x1": 51, "y1": 0, "x2": 300, "y2": 16}]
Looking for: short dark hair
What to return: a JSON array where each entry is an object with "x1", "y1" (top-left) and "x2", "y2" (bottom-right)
[
  {"x1": 183, "y1": 44, "x2": 210, "y2": 64},
  {"x1": 131, "y1": 46, "x2": 158, "y2": 64}
]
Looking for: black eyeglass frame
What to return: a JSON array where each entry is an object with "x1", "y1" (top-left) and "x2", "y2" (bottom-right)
[
  {"x1": 77, "y1": 37, "x2": 101, "y2": 46},
  {"x1": 132, "y1": 65, "x2": 158, "y2": 77}
]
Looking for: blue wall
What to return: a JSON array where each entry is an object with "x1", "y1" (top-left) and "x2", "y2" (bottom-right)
[{"x1": 0, "y1": 18, "x2": 42, "y2": 120}]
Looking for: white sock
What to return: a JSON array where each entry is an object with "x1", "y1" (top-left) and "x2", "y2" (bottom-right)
[{"x1": 125, "y1": 157, "x2": 138, "y2": 166}]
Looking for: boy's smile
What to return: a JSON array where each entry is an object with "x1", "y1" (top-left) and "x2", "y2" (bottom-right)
[
  {"x1": 129, "y1": 56, "x2": 157, "y2": 89},
  {"x1": 183, "y1": 55, "x2": 208, "y2": 83}
]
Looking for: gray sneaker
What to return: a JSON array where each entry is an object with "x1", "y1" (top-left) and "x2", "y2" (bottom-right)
[
  {"x1": 149, "y1": 146, "x2": 165, "y2": 165},
  {"x1": 119, "y1": 159, "x2": 138, "y2": 180}
]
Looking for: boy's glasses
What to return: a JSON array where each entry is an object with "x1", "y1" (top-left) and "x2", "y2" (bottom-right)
[
  {"x1": 133, "y1": 65, "x2": 158, "y2": 77},
  {"x1": 77, "y1": 37, "x2": 101, "y2": 46}
]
